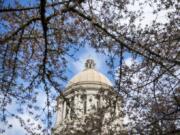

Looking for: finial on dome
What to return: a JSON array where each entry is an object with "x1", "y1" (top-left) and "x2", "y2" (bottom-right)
[{"x1": 85, "y1": 59, "x2": 96, "y2": 69}]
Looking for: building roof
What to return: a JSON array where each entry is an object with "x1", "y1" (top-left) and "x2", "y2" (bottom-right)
[{"x1": 67, "y1": 59, "x2": 112, "y2": 87}]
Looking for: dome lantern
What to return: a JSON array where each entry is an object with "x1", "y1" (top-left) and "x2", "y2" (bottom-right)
[{"x1": 85, "y1": 59, "x2": 95, "y2": 69}]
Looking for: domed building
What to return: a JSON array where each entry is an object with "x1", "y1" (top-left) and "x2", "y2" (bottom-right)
[{"x1": 52, "y1": 59, "x2": 125, "y2": 135}]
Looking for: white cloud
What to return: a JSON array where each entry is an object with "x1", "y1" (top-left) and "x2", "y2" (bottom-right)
[
  {"x1": 125, "y1": 57, "x2": 142, "y2": 82},
  {"x1": 0, "y1": 88, "x2": 48, "y2": 135},
  {"x1": 1, "y1": 119, "x2": 26, "y2": 135},
  {"x1": 0, "y1": 114, "x2": 44, "y2": 135},
  {"x1": 124, "y1": 57, "x2": 134, "y2": 67},
  {"x1": 126, "y1": 0, "x2": 171, "y2": 27}
]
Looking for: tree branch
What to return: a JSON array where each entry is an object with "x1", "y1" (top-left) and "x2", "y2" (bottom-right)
[
  {"x1": 0, "y1": 17, "x2": 40, "y2": 44},
  {"x1": 0, "y1": 1, "x2": 70, "y2": 13},
  {"x1": 69, "y1": 8, "x2": 179, "y2": 78}
]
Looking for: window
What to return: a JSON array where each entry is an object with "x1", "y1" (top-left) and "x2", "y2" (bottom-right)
[
  {"x1": 83, "y1": 95, "x2": 87, "y2": 114},
  {"x1": 70, "y1": 97, "x2": 75, "y2": 119}
]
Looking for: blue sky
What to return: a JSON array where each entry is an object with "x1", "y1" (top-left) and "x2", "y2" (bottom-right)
[
  {"x1": 0, "y1": 1, "x2": 117, "y2": 133},
  {"x1": 0, "y1": 41, "x2": 136, "y2": 135},
  {"x1": 0, "y1": 0, "x2": 171, "y2": 134},
  {"x1": 0, "y1": 45, "x2": 123, "y2": 135}
]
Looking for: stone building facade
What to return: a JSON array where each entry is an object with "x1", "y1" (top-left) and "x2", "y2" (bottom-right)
[{"x1": 52, "y1": 59, "x2": 125, "y2": 135}]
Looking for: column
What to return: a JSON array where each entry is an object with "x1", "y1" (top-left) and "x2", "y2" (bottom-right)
[
  {"x1": 63, "y1": 100, "x2": 66, "y2": 120},
  {"x1": 55, "y1": 100, "x2": 63, "y2": 126}
]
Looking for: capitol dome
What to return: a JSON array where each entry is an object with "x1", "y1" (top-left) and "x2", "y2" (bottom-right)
[
  {"x1": 53, "y1": 59, "x2": 125, "y2": 135},
  {"x1": 67, "y1": 59, "x2": 112, "y2": 87}
]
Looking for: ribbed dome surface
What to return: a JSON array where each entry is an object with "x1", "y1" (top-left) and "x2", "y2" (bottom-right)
[{"x1": 67, "y1": 68, "x2": 112, "y2": 87}]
